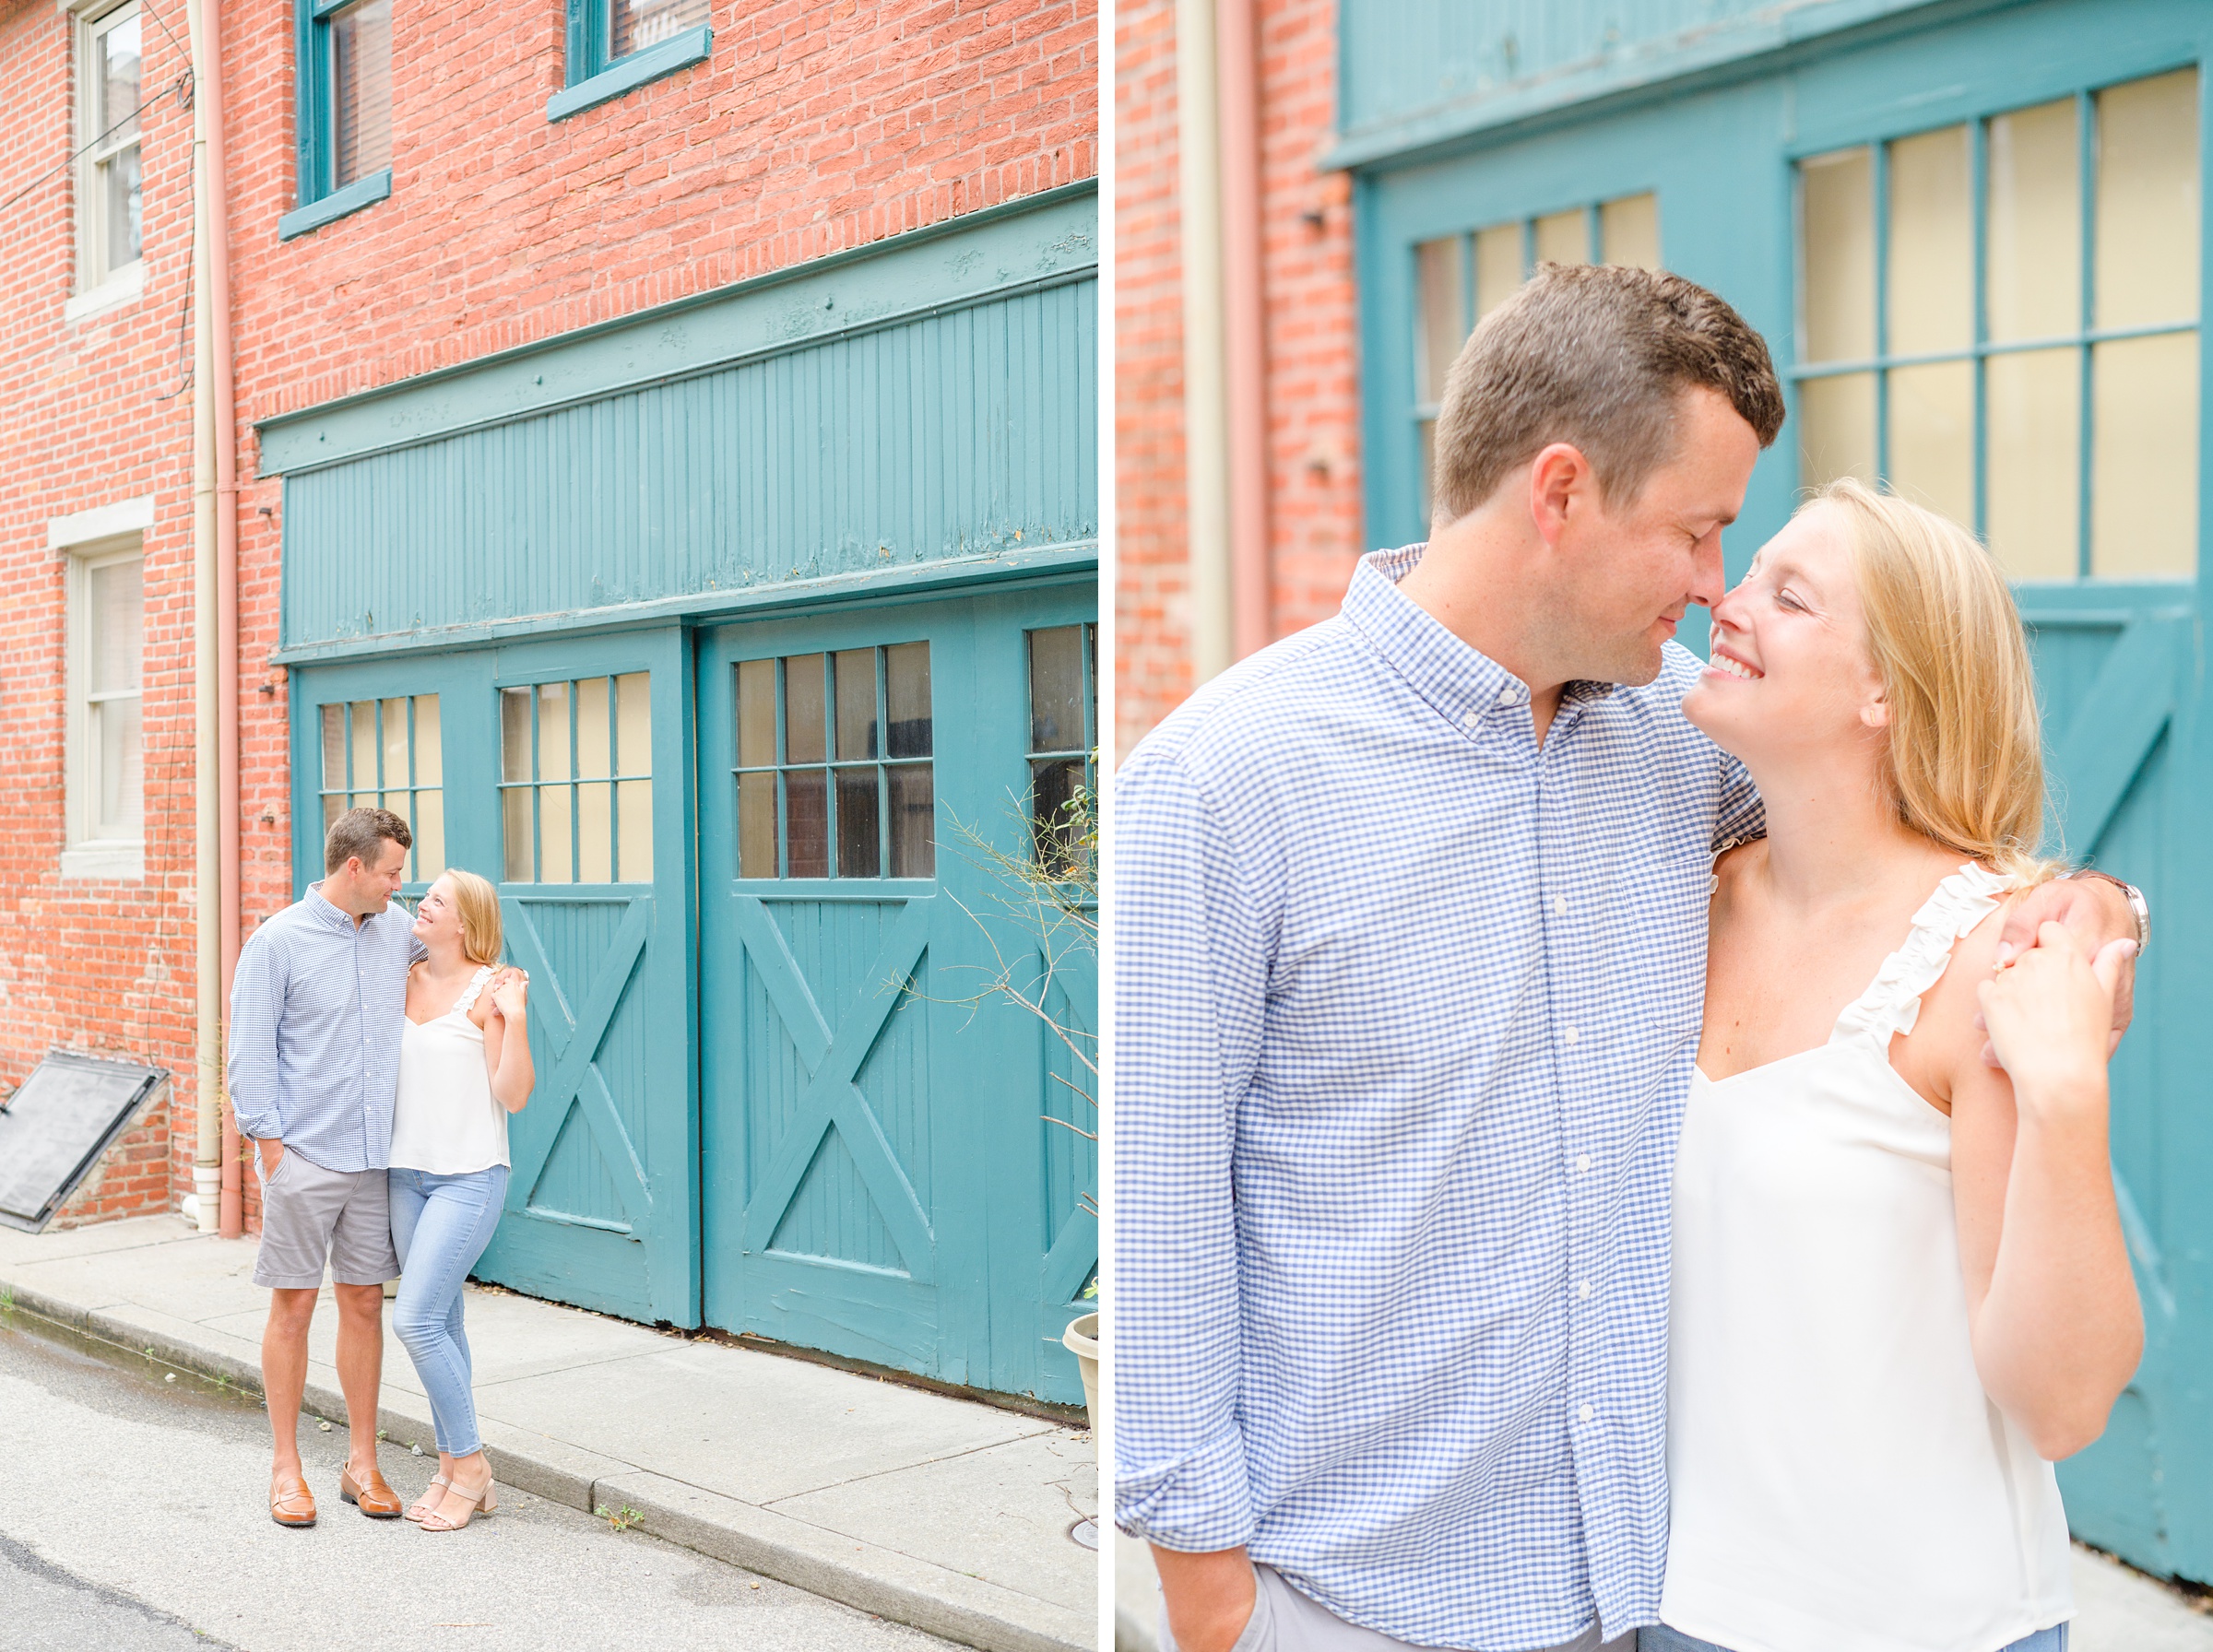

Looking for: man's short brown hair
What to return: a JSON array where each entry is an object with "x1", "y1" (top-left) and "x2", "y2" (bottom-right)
[
  {"x1": 325, "y1": 807, "x2": 412, "y2": 875},
  {"x1": 1431, "y1": 263, "x2": 1786, "y2": 523}
]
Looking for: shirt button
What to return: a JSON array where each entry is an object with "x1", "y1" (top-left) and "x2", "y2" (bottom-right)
[
  {"x1": 1563, "y1": 1026, "x2": 1580, "y2": 1046},
  {"x1": 1575, "y1": 1153, "x2": 1592, "y2": 1173},
  {"x1": 1497, "y1": 686, "x2": 1517, "y2": 706},
  {"x1": 1578, "y1": 1404, "x2": 1595, "y2": 1423},
  {"x1": 1461, "y1": 710, "x2": 1482, "y2": 731},
  {"x1": 1551, "y1": 894, "x2": 1568, "y2": 916},
  {"x1": 1577, "y1": 1280, "x2": 1592, "y2": 1300}
]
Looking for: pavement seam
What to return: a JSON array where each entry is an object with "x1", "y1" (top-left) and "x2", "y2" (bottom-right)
[
  {"x1": 0, "y1": 1527, "x2": 243, "y2": 1650},
  {"x1": 759, "y1": 1426, "x2": 1071, "y2": 1506},
  {"x1": 1, "y1": 1275, "x2": 1088, "y2": 1652}
]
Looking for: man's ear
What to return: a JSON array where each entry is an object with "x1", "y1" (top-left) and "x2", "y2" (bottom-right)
[{"x1": 1526, "y1": 442, "x2": 1593, "y2": 549}]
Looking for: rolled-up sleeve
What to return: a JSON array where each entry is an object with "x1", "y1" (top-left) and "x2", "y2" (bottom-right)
[
  {"x1": 1111, "y1": 746, "x2": 1275, "y2": 1552},
  {"x1": 1713, "y1": 751, "x2": 1765, "y2": 850},
  {"x1": 225, "y1": 931, "x2": 288, "y2": 1142}
]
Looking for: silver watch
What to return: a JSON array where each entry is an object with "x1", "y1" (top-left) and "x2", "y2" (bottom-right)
[{"x1": 2076, "y1": 869, "x2": 2149, "y2": 957}]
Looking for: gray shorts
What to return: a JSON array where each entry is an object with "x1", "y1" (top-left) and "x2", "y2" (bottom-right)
[
  {"x1": 1160, "y1": 1565, "x2": 1633, "y2": 1652},
  {"x1": 252, "y1": 1148, "x2": 400, "y2": 1289}
]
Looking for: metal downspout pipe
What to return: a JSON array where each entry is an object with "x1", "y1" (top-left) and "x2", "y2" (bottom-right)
[
  {"x1": 1214, "y1": 0, "x2": 1270, "y2": 660},
  {"x1": 1175, "y1": 0, "x2": 1233, "y2": 683},
  {"x1": 185, "y1": 0, "x2": 241, "y2": 1237},
  {"x1": 203, "y1": 0, "x2": 243, "y2": 1242},
  {"x1": 1177, "y1": 0, "x2": 1268, "y2": 683},
  {"x1": 184, "y1": 0, "x2": 219, "y2": 1233}
]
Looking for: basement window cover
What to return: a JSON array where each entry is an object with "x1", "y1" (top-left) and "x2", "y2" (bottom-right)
[{"x1": 0, "y1": 1052, "x2": 165, "y2": 1233}]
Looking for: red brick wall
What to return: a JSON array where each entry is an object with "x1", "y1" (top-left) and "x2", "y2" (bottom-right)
[
  {"x1": 1112, "y1": 0, "x2": 1359, "y2": 758},
  {"x1": 2, "y1": 0, "x2": 1096, "y2": 1229},
  {"x1": 0, "y1": 0, "x2": 198, "y2": 1221}
]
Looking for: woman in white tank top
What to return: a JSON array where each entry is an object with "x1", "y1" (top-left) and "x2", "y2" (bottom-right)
[
  {"x1": 1647, "y1": 479, "x2": 2143, "y2": 1652},
  {"x1": 386, "y1": 867, "x2": 534, "y2": 1534}
]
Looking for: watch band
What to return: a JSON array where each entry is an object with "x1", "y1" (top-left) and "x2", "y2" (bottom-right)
[{"x1": 2074, "y1": 868, "x2": 2149, "y2": 957}]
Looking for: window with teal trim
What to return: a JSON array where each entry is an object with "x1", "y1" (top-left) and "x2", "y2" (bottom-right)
[
  {"x1": 1026, "y1": 625, "x2": 1097, "y2": 876},
  {"x1": 728, "y1": 646, "x2": 935, "y2": 880},
  {"x1": 1794, "y1": 67, "x2": 2200, "y2": 580},
  {"x1": 550, "y1": 0, "x2": 713, "y2": 123},
  {"x1": 281, "y1": 0, "x2": 393, "y2": 240}
]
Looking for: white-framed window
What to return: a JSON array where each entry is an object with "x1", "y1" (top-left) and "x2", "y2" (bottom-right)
[
  {"x1": 76, "y1": 0, "x2": 144, "y2": 301},
  {"x1": 63, "y1": 534, "x2": 145, "y2": 879}
]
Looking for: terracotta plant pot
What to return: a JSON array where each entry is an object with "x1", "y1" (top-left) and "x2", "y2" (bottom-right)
[{"x1": 1062, "y1": 1311, "x2": 1099, "y2": 1431}]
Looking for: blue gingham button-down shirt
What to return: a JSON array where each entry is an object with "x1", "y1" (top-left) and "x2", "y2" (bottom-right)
[
  {"x1": 1114, "y1": 549, "x2": 1762, "y2": 1650},
  {"x1": 225, "y1": 884, "x2": 424, "y2": 1173}
]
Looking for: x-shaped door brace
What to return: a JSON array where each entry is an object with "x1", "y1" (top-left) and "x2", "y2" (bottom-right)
[
  {"x1": 1039, "y1": 956, "x2": 1098, "y2": 1308},
  {"x1": 733, "y1": 894, "x2": 936, "y2": 1283},
  {"x1": 503, "y1": 896, "x2": 656, "y2": 1230}
]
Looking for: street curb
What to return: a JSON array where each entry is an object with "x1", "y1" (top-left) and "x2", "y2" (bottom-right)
[{"x1": 0, "y1": 1280, "x2": 1088, "y2": 1652}]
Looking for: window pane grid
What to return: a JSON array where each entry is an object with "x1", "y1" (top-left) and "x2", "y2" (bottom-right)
[
  {"x1": 316, "y1": 694, "x2": 444, "y2": 882},
  {"x1": 731, "y1": 646, "x2": 932, "y2": 881},
  {"x1": 1792, "y1": 68, "x2": 2198, "y2": 579},
  {"x1": 1026, "y1": 625, "x2": 1097, "y2": 875},
  {"x1": 82, "y1": 5, "x2": 143, "y2": 281},
  {"x1": 498, "y1": 674, "x2": 652, "y2": 885}
]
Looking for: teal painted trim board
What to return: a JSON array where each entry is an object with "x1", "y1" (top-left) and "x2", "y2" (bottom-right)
[
  {"x1": 266, "y1": 545, "x2": 1098, "y2": 666},
  {"x1": 277, "y1": 169, "x2": 392, "y2": 242},
  {"x1": 1326, "y1": 0, "x2": 2008, "y2": 171},
  {"x1": 548, "y1": 24, "x2": 712, "y2": 121},
  {"x1": 257, "y1": 182, "x2": 1099, "y2": 476},
  {"x1": 277, "y1": 261, "x2": 1097, "y2": 648}
]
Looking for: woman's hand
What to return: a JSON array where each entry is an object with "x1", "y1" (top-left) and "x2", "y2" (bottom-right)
[
  {"x1": 1988, "y1": 876, "x2": 2139, "y2": 1061},
  {"x1": 1977, "y1": 922, "x2": 2136, "y2": 1118},
  {"x1": 490, "y1": 967, "x2": 529, "y2": 1022}
]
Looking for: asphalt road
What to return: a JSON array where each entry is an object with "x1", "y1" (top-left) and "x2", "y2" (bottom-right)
[{"x1": 0, "y1": 1306, "x2": 957, "y2": 1652}]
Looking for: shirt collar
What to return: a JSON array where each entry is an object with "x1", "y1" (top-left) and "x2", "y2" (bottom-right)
[
  {"x1": 305, "y1": 881, "x2": 364, "y2": 934},
  {"x1": 1340, "y1": 546, "x2": 1617, "y2": 737}
]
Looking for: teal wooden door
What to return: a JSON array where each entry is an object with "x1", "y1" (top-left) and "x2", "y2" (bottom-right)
[
  {"x1": 472, "y1": 629, "x2": 698, "y2": 1326},
  {"x1": 291, "y1": 631, "x2": 699, "y2": 1328},
  {"x1": 695, "y1": 581, "x2": 1097, "y2": 1401},
  {"x1": 1359, "y1": 0, "x2": 2213, "y2": 1581}
]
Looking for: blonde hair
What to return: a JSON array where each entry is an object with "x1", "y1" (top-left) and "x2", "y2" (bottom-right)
[
  {"x1": 439, "y1": 867, "x2": 505, "y2": 965},
  {"x1": 1807, "y1": 478, "x2": 2059, "y2": 884}
]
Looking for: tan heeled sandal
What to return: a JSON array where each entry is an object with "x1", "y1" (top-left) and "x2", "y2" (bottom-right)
[
  {"x1": 404, "y1": 1475, "x2": 449, "y2": 1524},
  {"x1": 419, "y1": 1473, "x2": 496, "y2": 1532}
]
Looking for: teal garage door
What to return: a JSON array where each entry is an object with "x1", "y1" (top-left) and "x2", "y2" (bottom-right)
[{"x1": 695, "y1": 581, "x2": 1099, "y2": 1402}]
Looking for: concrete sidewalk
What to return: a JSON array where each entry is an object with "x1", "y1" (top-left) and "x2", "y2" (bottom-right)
[{"x1": 0, "y1": 1215, "x2": 1095, "y2": 1652}]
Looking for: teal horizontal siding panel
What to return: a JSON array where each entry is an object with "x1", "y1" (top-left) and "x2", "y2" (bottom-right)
[
  {"x1": 279, "y1": 275, "x2": 1096, "y2": 650},
  {"x1": 1333, "y1": 0, "x2": 1950, "y2": 166}
]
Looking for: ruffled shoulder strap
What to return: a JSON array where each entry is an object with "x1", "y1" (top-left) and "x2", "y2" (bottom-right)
[
  {"x1": 1829, "y1": 864, "x2": 2017, "y2": 1049},
  {"x1": 452, "y1": 965, "x2": 495, "y2": 1018}
]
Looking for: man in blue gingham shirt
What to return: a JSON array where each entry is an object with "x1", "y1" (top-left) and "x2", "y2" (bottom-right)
[{"x1": 1115, "y1": 266, "x2": 1787, "y2": 1652}]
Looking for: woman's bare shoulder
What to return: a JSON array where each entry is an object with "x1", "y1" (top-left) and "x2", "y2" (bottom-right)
[{"x1": 1911, "y1": 887, "x2": 2021, "y2": 1064}]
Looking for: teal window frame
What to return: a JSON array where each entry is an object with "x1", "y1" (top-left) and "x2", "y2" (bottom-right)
[
  {"x1": 279, "y1": 0, "x2": 392, "y2": 242},
  {"x1": 1787, "y1": 71, "x2": 2201, "y2": 580},
  {"x1": 548, "y1": 0, "x2": 713, "y2": 124},
  {"x1": 727, "y1": 645, "x2": 936, "y2": 882}
]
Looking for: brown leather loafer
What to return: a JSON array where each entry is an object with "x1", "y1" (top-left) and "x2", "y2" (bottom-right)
[
  {"x1": 339, "y1": 1464, "x2": 404, "y2": 1518},
  {"x1": 270, "y1": 1472, "x2": 317, "y2": 1528}
]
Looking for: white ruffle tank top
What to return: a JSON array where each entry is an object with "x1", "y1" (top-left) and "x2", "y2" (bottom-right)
[
  {"x1": 389, "y1": 965, "x2": 512, "y2": 1175},
  {"x1": 1661, "y1": 864, "x2": 2073, "y2": 1652}
]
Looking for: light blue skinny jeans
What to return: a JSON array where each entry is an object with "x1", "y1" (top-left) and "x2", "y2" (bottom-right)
[
  {"x1": 1641, "y1": 1624, "x2": 2065, "y2": 1652},
  {"x1": 387, "y1": 1164, "x2": 508, "y2": 1459}
]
